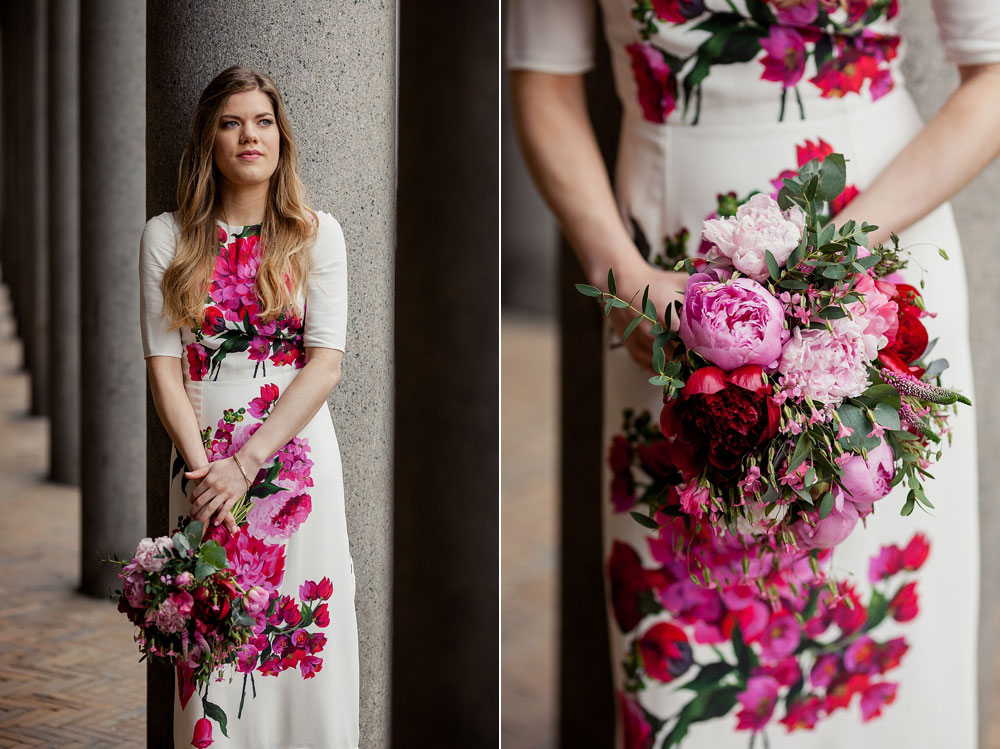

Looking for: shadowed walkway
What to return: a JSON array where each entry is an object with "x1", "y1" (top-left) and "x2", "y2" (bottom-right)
[{"x1": 0, "y1": 283, "x2": 145, "y2": 747}]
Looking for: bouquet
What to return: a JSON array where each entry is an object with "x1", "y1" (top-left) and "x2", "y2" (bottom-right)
[
  {"x1": 579, "y1": 152, "x2": 970, "y2": 552},
  {"x1": 105, "y1": 517, "x2": 332, "y2": 748}
]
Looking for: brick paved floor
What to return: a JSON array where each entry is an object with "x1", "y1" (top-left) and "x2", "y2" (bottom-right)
[
  {"x1": 501, "y1": 312, "x2": 1000, "y2": 749},
  {"x1": 0, "y1": 285, "x2": 146, "y2": 748}
]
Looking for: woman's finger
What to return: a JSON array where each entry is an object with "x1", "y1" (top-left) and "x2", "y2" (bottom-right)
[
  {"x1": 209, "y1": 495, "x2": 238, "y2": 527},
  {"x1": 184, "y1": 464, "x2": 211, "y2": 481}
]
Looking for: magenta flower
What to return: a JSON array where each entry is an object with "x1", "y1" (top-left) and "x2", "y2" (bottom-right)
[
  {"x1": 901, "y1": 533, "x2": 930, "y2": 570},
  {"x1": 235, "y1": 643, "x2": 260, "y2": 673},
  {"x1": 860, "y1": 681, "x2": 898, "y2": 721},
  {"x1": 876, "y1": 637, "x2": 909, "y2": 673},
  {"x1": 760, "y1": 614, "x2": 800, "y2": 659},
  {"x1": 186, "y1": 342, "x2": 209, "y2": 381},
  {"x1": 810, "y1": 653, "x2": 841, "y2": 689},
  {"x1": 677, "y1": 480, "x2": 710, "y2": 518},
  {"x1": 247, "y1": 491, "x2": 313, "y2": 541},
  {"x1": 736, "y1": 675, "x2": 780, "y2": 731},
  {"x1": 792, "y1": 503, "x2": 860, "y2": 551},
  {"x1": 243, "y1": 585, "x2": 270, "y2": 615},
  {"x1": 836, "y1": 438, "x2": 894, "y2": 516},
  {"x1": 844, "y1": 635, "x2": 878, "y2": 674},
  {"x1": 868, "y1": 544, "x2": 903, "y2": 582},
  {"x1": 759, "y1": 27, "x2": 807, "y2": 88},
  {"x1": 678, "y1": 269, "x2": 786, "y2": 371},
  {"x1": 753, "y1": 656, "x2": 801, "y2": 687},
  {"x1": 212, "y1": 234, "x2": 261, "y2": 312},
  {"x1": 277, "y1": 437, "x2": 315, "y2": 489},
  {"x1": 225, "y1": 532, "x2": 286, "y2": 593},
  {"x1": 889, "y1": 581, "x2": 919, "y2": 622},
  {"x1": 299, "y1": 653, "x2": 324, "y2": 679},
  {"x1": 774, "y1": 0, "x2": 818, "y2": 25},
  {"x1": 626, "y1": 42, "x2": 677, "y2": 124}
]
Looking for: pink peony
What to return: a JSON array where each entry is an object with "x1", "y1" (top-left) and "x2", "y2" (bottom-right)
[
  {"x1": 134, "y1": 537, "x2": 171, "y2": 572},
  {"x1": 778, "y1": 317, "x2": 874, "y2": 405},
  {"x1": 153, "y1": 595, "x2": 190, "y2": 634},
  {"x1": 225, "y1": 532, "x2": 286, "y2": 593},
  {"x1": 736, "y1": 675, "x2": 780, "y2": 731},
  {"x1": 678, "y1": 269, "x2": 786, "y2": 371},
  {"x1": 848, "y1": 275, "x2": 898, "y2": 350},
  {"x1": 701, "y1": 193, "x2": 805, "y2": 280},
  {"x1": 836, "y1": 438, "x2": 894, "y2": 516},
  {"x1": 246, "y1": 490, "x2": 313, "y2": 542},
  {"x1": 792, "y1": 503, "x2": 860, "y2": 550}
]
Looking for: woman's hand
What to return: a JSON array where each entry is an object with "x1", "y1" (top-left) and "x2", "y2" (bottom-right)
[
  {"x1": 185, "y1": 454, "x2": 262, "y2": 535},
  {"x1": 597, "y1": 256, "x2": 689, "y2": 372}
]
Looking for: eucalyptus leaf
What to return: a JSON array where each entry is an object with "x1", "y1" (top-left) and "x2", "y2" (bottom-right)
[{"x1": 575, "y1": 283, "x2": 601, "y2": 298}]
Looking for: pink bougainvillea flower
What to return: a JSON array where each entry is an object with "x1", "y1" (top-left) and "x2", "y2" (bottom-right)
[
  {"x1": 637, "y1": 621, "x2": 694, "y2": 683},
  {"x1": 876, "y1": 637, "x2": 909, "y2": 673},
  {"x1": 844, "y1": 635, "x2": 879, "y2": 674},
  {"x1": 825, "y1": 673, "x2": 870, "y2": 713},
  {"x1": 759, "y1": 614, "x2": 800, "y2": 659},
  {"x1": 299, "y1": 653, "x2": 324, "y2": 679},
  {"x1": 316, "y1": 576, "x2": 333, "y2": 600},
  {"x1": 868, "y1": 544, "x2": 903, "y2": 582},
  {"x1": 889, "y1": 581, "x2": 919, "y2": 622},
  {"x1": 781, "y1": 695, "x2": 823, "y2": 731},
  {"x1": 810, "y1": 653, "x2": 841, "y2": 689},
  {"x1": 313, "y1": 602, "x2": 330, "y2": 627},
  {"x1": 773, "y1": 0, "x2": 819, "y2": 25},
  {"x1": 901, "y1": 533, "x2": 930, "y2": 570},
  {"x1": 736, "y1": 675, "x2": 780, "y2": 731},
  {"x1": 626, "y1": 42, "x2": 678, "y2": 124},
  {"x1": 248, "y1": 383, "x2": 281, "y2": 419},
  {"x1": 212, "y1": 234, "x2": 261, "y2": 312},
  {"x1": 754, "y1": 656, "x2": 801, "y2": 688},
  {"x1": 759, "y1": 27, "x2": 807, "y2": 88},
  {"x1": 860, "y1": 681, "x2": 898, "y2": 721}
]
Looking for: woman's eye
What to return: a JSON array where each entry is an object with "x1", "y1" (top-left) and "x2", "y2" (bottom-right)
[
  {"x1": 222, "y1": 121, "x2": 238, "y2": 128},
  {"x1": 259, "y1": 118, "x2": 273, "y2": 126}
]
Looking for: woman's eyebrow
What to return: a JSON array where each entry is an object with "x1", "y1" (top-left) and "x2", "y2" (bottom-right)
[{"x1": 219, "y1": 112, "x2": 275, "y2": 119}]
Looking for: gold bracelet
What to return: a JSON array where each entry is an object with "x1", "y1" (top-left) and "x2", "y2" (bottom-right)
[{"x1": 232, "y1": 453, "x2": 252, "y2": 491}]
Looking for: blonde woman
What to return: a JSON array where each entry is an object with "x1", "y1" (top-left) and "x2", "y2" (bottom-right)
[
  {"x1": 139, "y1": 65, "x2": 358, "y2": 748},
  {"x1": 510, "y1": 0, "x2": 999, "y2": 746}
]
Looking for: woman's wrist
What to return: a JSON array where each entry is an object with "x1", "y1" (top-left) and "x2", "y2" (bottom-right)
[
  {"x1": 235, "y1": 443, "x2": 266, "y2": 477},
  {"x1": 584, "y1": 243, "x2": 648, "y2": 290}
]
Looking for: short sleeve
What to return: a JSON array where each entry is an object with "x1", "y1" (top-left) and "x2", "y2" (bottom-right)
[
  {"x1": 505, "y1": 0, "x2": 597, "y2": 74},
  {"x1": 303, "y1": 211, "x2": 348, "y2": 352},
  {"x1": 138, "y1": 212, "x2": 183, "y2": 359},
  {"x1": 931, "y1": 0, "x2": 1000, "y2": 65}
]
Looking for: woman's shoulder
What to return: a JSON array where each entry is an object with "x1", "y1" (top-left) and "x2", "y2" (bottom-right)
[
  {"x1": 143, "y1": 210, "x2": 181, "y2": 239},
  {"x1": 309, "y1": 209, "x2": 346, "y2": 249}
]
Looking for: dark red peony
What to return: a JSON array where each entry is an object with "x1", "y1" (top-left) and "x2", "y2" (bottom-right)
[{"x1": 659, "y1": 365, "x2": 779, "y2": 478}]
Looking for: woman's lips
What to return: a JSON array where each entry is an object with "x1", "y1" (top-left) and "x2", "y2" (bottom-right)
[{"x1": 238, "y1": 152, "x2": 262, "y2": 161}]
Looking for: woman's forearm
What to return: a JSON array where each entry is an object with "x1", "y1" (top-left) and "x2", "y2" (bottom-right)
[
  {"x1": 835, "y1": 63, "x2": 1000, "y2": 245},
  {"x1": 510, "y1": 70, "x2": 648, "y2": 287},
  {"x1": 147, "y1": 356, "x2": 209, "y2": 470},
  {"x1": 235, "y1": 348, "x2": 343, "y2": 471}
]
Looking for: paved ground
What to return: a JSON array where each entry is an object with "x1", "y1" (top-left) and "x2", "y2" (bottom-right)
[
  {"x1": 501, "y1": 312, "x2": 1000, "y2": 749},
  {"x1": 0, "y1": 285, "x2": 146, "y2": 748}
]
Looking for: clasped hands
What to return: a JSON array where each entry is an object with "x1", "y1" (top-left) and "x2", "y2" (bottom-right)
[{"x1": 185, "y1": 452, "x2": 263, "y2": 538}]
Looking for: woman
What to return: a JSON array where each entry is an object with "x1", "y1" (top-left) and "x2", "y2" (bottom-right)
[
  {"x1": 139, "y1": 65, "x2": 359, "y2": 748},
  {"x1": 509, "y1": 0, "x2": 999, "y2": 746}
]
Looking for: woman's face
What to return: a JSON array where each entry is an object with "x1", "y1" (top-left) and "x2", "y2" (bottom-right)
[{"x1": 213, "y1": 88, "x2": 281, "y2": 189}]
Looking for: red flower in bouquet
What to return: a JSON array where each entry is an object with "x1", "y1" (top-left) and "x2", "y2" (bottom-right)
[{"x1": 660, "y1": 365, "x2": 779, "y2": 476}]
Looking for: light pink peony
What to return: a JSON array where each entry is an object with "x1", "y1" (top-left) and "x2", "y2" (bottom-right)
[
  {"x1": 835, "y1": 438, "x2": 895, "y2": 516},
  {"x1": 153, "y1": 593, "x2": 191, "y2": 634},
  {"x1": 792, "y1": 502, "x2": 860, "y2": 550},
  {"x1": 678, "y1": 269, "x2": 786, "y2": 371},
  {"x1": 134, "y1": 537, "x2": 171, "y2": 572},
  {"x1": 778, "y1": 317, "x2": 873, "y2": 405},
  {"x1": 701, "y1": 193, "x2": 805, "y2": 280}
]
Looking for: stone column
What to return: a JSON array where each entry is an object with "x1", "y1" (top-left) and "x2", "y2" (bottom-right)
[
  {"x1": 78, "y1": 0, "x2": 147, "y2": 600},
  {"x1": 46, "y1": 0, "x2": 80, "y2": 485},
  {"x1": 557, "y1": 8, "x2": 620, "y2": 746},
  {"x1": 26, "y1": 0, "x2": 49, "y2": 417},
  {"x1": 0, "y1": 4, "x2": 25, "y2": 335},
  {"x1": 145, "y1": 2, "x2": 395, "y2": 745},
  {"x1": 392, "y1": 4, "x2": 498, "y2": 745}
]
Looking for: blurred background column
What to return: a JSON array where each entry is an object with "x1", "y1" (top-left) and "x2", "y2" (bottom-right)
[
  {"x1": 392, "y1": 3, "x2": 499, "y2": 747},
  {"x1": 46, "y1": 0, "x2": 80, "y2": 485},
  {"x1": 78, "y1": 0, "x2": 147, "y2": 597},
  {"x1": 144, "y1": 1, "x2": 395, "y2": 745},
  {"x1": 27, "y1": 0, "x2": 50, "y2": 418},
  {"x1": 1, "y1": 3, "x2": 26, "y2": 340}
]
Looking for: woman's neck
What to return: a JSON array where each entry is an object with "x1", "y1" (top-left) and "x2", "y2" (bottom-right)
[{"x1": 218, "y1": 179, "x2": 269, "y2": 225}]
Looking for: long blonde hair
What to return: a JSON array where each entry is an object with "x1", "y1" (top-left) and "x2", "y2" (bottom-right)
[{"x1": 161, "y1": 65, "x2": 316, "y2": 329}]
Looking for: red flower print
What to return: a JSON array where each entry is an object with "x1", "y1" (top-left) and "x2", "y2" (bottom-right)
[
  {"x1": 608, "y1": 541, "x2": 654, "y2": 633},
  {"x1": 609, "y1": 435, "x2": 637, "y2": 512},
  {"x1": 832, "y1": 585, "x2": 867, "y2": 634},
  {"x1": 299, "y1": 653, "x2": 324, "y2": 679},
  {"x1": 313, "y1": 602, "x2": 330, "y2": 627},
  {"x1": 753, "y1": 656, "x2": 801, "y2": 688},
  {"x1": 203, "y1": 305, "x2": 226, "y2": 335},
  {"x1": 637, "y1": 621, "x2": 693, "y2": 682},
  {"x1": 867, "y1": 544, "x2": 902, "y2": 582},
  {"x1": 831, "y1": 183, "x2": 859, "y2": 215},
  {"x1": 735, "y1": 675, "x2": 780, "y2": 731},
  {"x1": 888, "y1": 582, "x2": 919, "y2": 622},
  {"x1": 844, "y1": 635, "x2": 878, "y2": 674},
  {"x1": 901, "y1": 533, "x2": 930, "y2": 571},
  {"x1": 249, "y1": 383, "x2": 280, "y2": 419},
  {"x1": 186, "y1": 342, "x2": 209, "y2": 381},
  {"x1": 626, "y1": 43, "x2": 678, "y2": 124},
  {"x1": 618, "y1": 691, "x2": 654, "y2": 749},
  {"x1": 875, "y1": 637, "x2": 908, "y2": 673},
  {"x1": 824, "y1": 672, "x2": 869, "y2": 713},
  {"x1": 651, "y1": 0, "x2": 704, "y2": 22},
  {"x1": 780, "y1": 695, "x2": 823, "y2": 731}
]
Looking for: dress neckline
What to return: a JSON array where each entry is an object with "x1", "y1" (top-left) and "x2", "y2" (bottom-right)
[{"x1": 217, "y1": 219, "x2": 263, "y2": 229}]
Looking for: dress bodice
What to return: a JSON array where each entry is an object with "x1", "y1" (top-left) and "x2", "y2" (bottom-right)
[
  {"x1": 507, "y1": 0, "x2": 1000, "y2": 126},
  {"x1": 139, "y1": 210, "x2": 348, "y2": 383}
]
